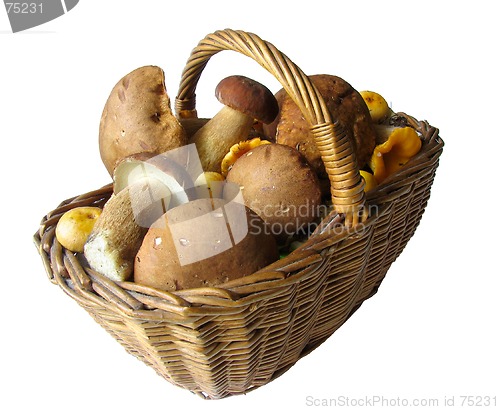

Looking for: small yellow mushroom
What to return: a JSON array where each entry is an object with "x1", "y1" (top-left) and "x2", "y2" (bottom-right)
[
  {"x1": 360, "y1": 90, "x2": 392, "y2": 123},
  {"x1": 194, "y1": 171, "x2": 225, "y2": 199},
  {"x1": 359, "y1": 170, "x2": 378, "y2": 193},
  {"x1": 220, "y1": 137, "x2": 271, "y2": 176},
  {"x1": 369, "y1": 126, "x2": 422, "y2": 184},
  {"x1": 56, "y1": 207, "x2": 102, "y2": 253}
]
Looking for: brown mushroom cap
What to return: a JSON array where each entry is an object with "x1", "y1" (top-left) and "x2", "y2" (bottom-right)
[
  {"x1": 215, "y1": 75, "x2": 279, "y2": 124},
  {"x1": 133, "y1": 198, "x2": 279, "y2": 291},
  {"x1": 99, "y1": 66, "x2": 187, "y2": 176},
  {"x1": 263, "y1": 74, "x2": 377, "y2": 180},
  {"x1": 224, "y1": 143, "x2": 322, "y2": 243}
]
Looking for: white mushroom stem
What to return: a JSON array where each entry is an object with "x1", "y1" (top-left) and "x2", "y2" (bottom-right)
[
  {"x1": 84, "y1": 178, "x2": 171, "y2": 282},
  {"x1": 189, "y1": 106, "x2": 255, "y2": 172}
]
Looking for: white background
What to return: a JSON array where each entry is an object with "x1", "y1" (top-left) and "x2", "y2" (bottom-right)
[{"x1": 1, "y1": 1, "x2": 499, "y2": 408}]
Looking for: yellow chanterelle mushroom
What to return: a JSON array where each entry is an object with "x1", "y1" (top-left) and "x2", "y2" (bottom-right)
[
  {"x1": 359, "y1": 170, "x2": 378, "y2": 193},
  {"x1": 220, "y1": 137, "x2": 271, "y2": 176},
  {"x1": 369, "y1": 126, "x2": 422, "y2": 184}
]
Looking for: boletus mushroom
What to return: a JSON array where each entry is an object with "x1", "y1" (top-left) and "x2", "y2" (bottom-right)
[
  {"x1": 99, "y1": 66, "x2": 187, "y2": 176},
  {"x1": 224, "y1": 143, "x2": 322, "y2": 244},
  {"x1": 189, "y1": 75, "x2": 279, "y2": 173},
  {"x1": 84, "y1": 153, "x2": 195, "y2": 282},
  {"x1": 134, "y1": 197, "x2": 279, "y2": 291},
  {"x1": 263, "y1": 74, "x2": 377, "y2": 194}
]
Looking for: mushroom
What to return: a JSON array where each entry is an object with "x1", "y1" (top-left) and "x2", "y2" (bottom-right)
[
  {"x1": 193, "y1": 171, "x2": 225, "y2": 199},
  {"x1": 113, "y1": 151, "x2": 196, "y2": 208},
  {"x1": 178, "y1": 117, "x2": 210, "y2": 139},
  {"x1": 359, "y1": 90, "x2": 393, "y2": 124},
  {"x1": 220, "y1": 137, "x2": 271, "y2": 177},
  {"x1": 368, "y1": 126, "x2": 422, "y2": 184},
  {"x1": 224, "y1": 143, "x2": 322, "y2": 244},
  {"x1": 133, "y1": 197, "x2": 279, "y2": 291},
  {"x1": 55, "y1": 207, "x2": 102, "y2": 253},
  {"x1": 189, "y1": 75, "x2": 279, "y2": 173},
  {"x1": 84, "y1": 153, "x2": 195, "y2": 282},
  {"x1": 99, "y1": 65, "x2": 187, "y2": 176},
  {"x1": 359, "y1": 170, "x2": 378, "y2": 193},
  {"x1": 179, "y1": 117, "x2": 266, "y2": 141},
  {"x1": 263, "y1": 74, "x2": 377, "y2": 194}
]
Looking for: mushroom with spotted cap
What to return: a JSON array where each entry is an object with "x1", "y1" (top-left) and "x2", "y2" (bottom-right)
[{"x1": 134, "y1": 197, "x2": 279, "y2": 291}]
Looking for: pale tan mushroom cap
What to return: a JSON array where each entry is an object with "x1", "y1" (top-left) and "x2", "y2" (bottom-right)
[{"x1": 99, "y1": 66, "x2": 187, "y2": 176}]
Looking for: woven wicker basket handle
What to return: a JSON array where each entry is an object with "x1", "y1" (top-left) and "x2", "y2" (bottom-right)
[{"x1": 175, "y1": 29, "x2": 367, "y2": 226}]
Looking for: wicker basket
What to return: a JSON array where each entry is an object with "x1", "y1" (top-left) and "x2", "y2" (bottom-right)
[{"x1": 33, "y1": 29, "x2": 444, "y2": 399}]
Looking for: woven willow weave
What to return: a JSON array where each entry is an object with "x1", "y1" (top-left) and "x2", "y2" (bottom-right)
[{"x1": 34, "y1": 29, "x2": 444, "y2": 399}]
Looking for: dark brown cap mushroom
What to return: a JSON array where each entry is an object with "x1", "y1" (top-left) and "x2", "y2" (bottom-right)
[
  {"x1": 215, "y1": 75, "x2": 279, "y2": 124},
  {"x1": 189, "y1": 75, "x2": 279, "y2": 173}
]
